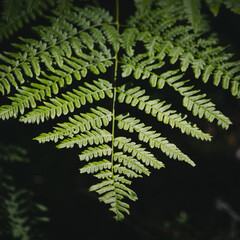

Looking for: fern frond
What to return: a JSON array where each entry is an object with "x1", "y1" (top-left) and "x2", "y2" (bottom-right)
[
  {"x1": 222, "y1": 0, "x2": 240, "y2": 14},
  {"x1": 128, "y1": 8, "x2": 240, "y2": 97},
  {"x1": 120, "y1": 54, "x2": 231, "y2": 129},
  {"x1": 0, "y1": 0, "x2": 54, "y2": 42},
  {"x1": 113, "y1": 152, "x2": 150, "y2": 176},
  {"x1": 114, "y1": 137, "x2": 164, "y2": 169},
  {"x1": 58, "y1": 5, "x2": 113, "y2": 26},
  {"x1": 0, "y1": 6, "x2": 115, "y2": 98},
  {"x1": 94, "y1": 170, "x2": 112, "y2": 179},
  {"x1": 121, "y1": 28, "x2": 139, "y2": 57},
  {"x1": 79, "y1": 144, "x2": 112, "y2": 162},
  {"x1": 117, "y1": 85, "x2": 210, "y2": 142},
  {"x1": 113, "y1": 165, "x2": 140, "y2": 178},
  {"x1": 117, "y1": 114, "x2": 197, "y2": 166},
  {"x1": 0, "y1": 145, "x2": 29, "y2": 163},
  {"x1": 134, "y1": 0, "x2": 153, "y2": 14},
  {"x1": 0, "y1": 1, "x2": 239, "y2": 221},
  {"x1": 182, "y1": 89, "x2": 232, "y2": 129},
  {"x1": 102, "y1": 24, "x2": 121, "y2": 52},
  {"x1": 206, "y1": 0, "x2": 220, "y2": 15},
  {"x1": 168, "y1": 75, "x2": 231, "y2": 129},
  {"x1": 20, "y1": 79, "x2": 113, "y2": 124},
  {"x1": 183, "y1": 0, "x2": 201, "y2": 32},
  {"x1": 35, "y1": 107, "x2": 112, "y2": 143},
  {"x1": 89, "y1": 177, "x2": 137, "y2": 221},
  {"x1": 56, "y1": 129, "x2": 112, "y2": 149},
  {"x1": 55, "y1": 0, "x2": 74, "y2": 13},
  {"x1": 0, "y1": 54, "x2": 113, "y2": 120},
  {"x1": 0, "y1": 177, "x2": 49, "y2": 240},
  {"x1": 80, "y1": 159, "x2": 112, "y2": 174},
  {"x1": 0, "y1": 145, "x2": 48, "y2": 239}
]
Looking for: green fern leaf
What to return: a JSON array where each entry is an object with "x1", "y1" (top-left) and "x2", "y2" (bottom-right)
[
  {"x1": 205, "y1": 0, "x2": 223, "y2": 16},
  {"x1": 121, "y1": 28, "x2": 139, "y2": 57},
  {"x1": 117, "y1": 85, "x2": 210, "y2": 142},
  {"x1": 134, "y1": 0, "x2": 153, "y2": 14},
  {"x1": 114, "y1": 137, "x2": 164, "y2": 169},
  {"x1": 94, "y1": 170, "x2": 113, "y2": 179},
  {"x1": 182, "y1": 90, "x2": 232, "y2": 129},
  {"x1": 114, "y1": 165, "x2": 140, "y2": 178},
  {"x1": 79, "y1": 144, "x2": 112, "y2": 162},
  {"x1": 34, "y1": 107, "x2": 112, "y2": 143},
  {"x1": 183, "y1": 0, "x2": 201, "y2": 32},
  {"x1": 102, "y1": 24, "x2": 120, "y2": 52},
  {"x1": 113, "y1": 152, "x2": 150, "y2": 176},
  {"x1": 120, "y1": 53, "x2": 227, "y2": 130},
  {"x1": 89, "y1": 177, "x2": 137, "y2": 220},
  {"x1": 20, "y1": 79, "x2": 113, "y2": 124},
  {"x1": 128, "y1": 7, "x2": 240, "y2": 97},
  {"x1": 56, "y1": 129, "x2": 112, "y2": 149},
  {"x1": 0, "y1": 2, "x2": 239, "y2": 221},
  {"x1": 0, "y1": 0, "x2": 54, "y2": 42},
  {"x1": 117, "y1": 114, "x2": 199, "y2": 165},
  {"x1": 80, "y1": 159, "x2": 112, "y2": 174}
]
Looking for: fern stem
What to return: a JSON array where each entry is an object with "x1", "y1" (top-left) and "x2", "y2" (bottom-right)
[
  {"x1": 115, "y1": 0, "x2": 119, "y2": 27},
  {"x1": 110, "y1": 0, "x2": 120, "y2": 219}
]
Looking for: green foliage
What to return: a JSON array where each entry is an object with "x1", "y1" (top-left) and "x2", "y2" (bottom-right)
[
  {"x1": 153, "y1": 0, "x2": 240, "y2": 30},
  {"x1": 0, "y1": 0, "x2": 239, "y2": 220},
  {"x1": 0, "y1": 0, "x2": 54, "y2": 42},
  {"x1": 206, "y1": 0, "x2": 240, "y2": 15},
  {"x1": 0, "y1": 145, "x2": 49, "y2": 240},
  {"x1": 0, "y1": 144, "x2": 28, "y2": 163}
]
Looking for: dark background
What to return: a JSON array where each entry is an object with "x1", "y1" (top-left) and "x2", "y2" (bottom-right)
[{"x1": 1, "y1": 1, "x2": 240, "y2": 239}]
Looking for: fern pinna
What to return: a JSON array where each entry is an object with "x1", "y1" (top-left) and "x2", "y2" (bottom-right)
[{"x1": 0, "y1": 1, "x2": 239, "y2": 220}]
